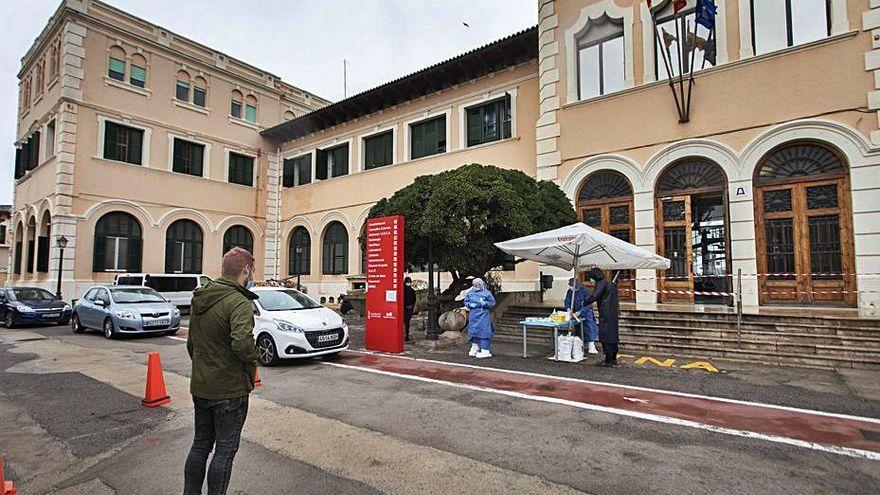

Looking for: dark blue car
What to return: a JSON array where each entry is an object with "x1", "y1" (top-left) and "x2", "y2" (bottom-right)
[{"x1": 0, "y1": 287, "x2": 72, "y2": 328}]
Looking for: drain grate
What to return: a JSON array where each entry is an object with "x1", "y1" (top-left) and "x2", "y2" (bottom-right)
[{"x1": 859, "y1": 428, "x2": 880, "y2": 443}]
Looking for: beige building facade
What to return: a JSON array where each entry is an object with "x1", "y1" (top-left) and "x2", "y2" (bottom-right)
[{"x1": 10, "y1": 0, "x2": 880, "y2": 311}]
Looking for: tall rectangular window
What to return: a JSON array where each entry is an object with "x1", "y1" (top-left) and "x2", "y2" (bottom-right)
[
  {"x1": 193, "y1": 86, "x2": 207, "y2": 107},
  {"x1": 410, "y1": 116, "x2": 446, "y2": 160},
  {"x1": 108, "y1": 57, "x2": 125, "y2": 81},
  {"x1": 172, "y1": 138, "x2": 205, "y2": 177},
  {"x1": 0, "y1": 225, "x2": 6, "y2": 245},
  {"x1": 655, "y1": 12, "x2": 714, "y2": 80},
  {"x1": 466, "y1": 96, "x2": 511, "y2": 147},
  {"x1": 103, "y1": 121, "x2": 144, "y2": 165},
  {"x1": 363, "y1": 130, "x2": 393, "y2": 170},
  {"x1": 245, "y1": 104, "x2": 257, "y2": 123},
  {"x1": 228, "y1": 152, "x2": 254, "y2": 186},
  {"x1": 316, "y1": 144, "x2": 349, "y2": 180},
  {"x1": 176, "y1": 80, "x2": 190, "y2": 101},
  {"x1": 103, "y1": 237, "x2": 130, "y2": 271},
  {"x1": 283, "y1": 154, "x2": 311, "y2": 187},
  {"x1": 45, "y1": 120, "x2": 55, "y2": 157},
  {"x1": 578, "y1": 35, "x2": 624, "y2": 99},
  {"x1": 130, "y1": 64, "x2": 146, "y2": 88},
  {"x1": 752, "y1": 0, "x2": 830, "y2": 55},
  {"x1": 231, "y1": 99, "x2": 242, "y2": 118}
]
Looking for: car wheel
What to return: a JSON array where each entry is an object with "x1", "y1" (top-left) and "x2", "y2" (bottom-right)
[
  {"x1": 5, "y1": 313, "x2": 15, "y2": 329},
  {"x1": 103, "y1": 318, "x2": 117, "y2": 339},
  {"x1": 322, "y1": 352, "x2": 342, "y2": 361},
  {"x1": 257, "y1": 334, "x2": 279, "y2": 366},
  {"x1": 72, "y1": 314, "x2": 84, "y2": 334}
]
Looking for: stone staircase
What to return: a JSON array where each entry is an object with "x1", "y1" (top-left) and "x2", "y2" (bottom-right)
[{"x1": 495, "y1": 305, "x2": 880, "y2": 370}]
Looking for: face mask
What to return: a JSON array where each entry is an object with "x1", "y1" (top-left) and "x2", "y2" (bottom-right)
[{"x1": 245, "y1": 266, "x2": 254, "y2": 290}]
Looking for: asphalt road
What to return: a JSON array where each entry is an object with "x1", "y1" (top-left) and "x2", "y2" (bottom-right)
[{"x1": 1, "y1": 319, "x2": 878, "y2": 494}]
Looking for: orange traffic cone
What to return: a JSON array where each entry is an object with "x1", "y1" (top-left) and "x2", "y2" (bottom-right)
[
  {"x1": 0, "y1": 452, "x2": 16, "y2": 495},
  {"x1": 253, "y1": 368, "x2": 262, "y2": 388},
  {"x1": 142, "y1": 352, "x2": 171, "y2": 408}
]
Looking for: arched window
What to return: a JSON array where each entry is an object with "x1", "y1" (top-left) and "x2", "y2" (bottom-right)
[
  {"x1": 35, "y1": 59, "x2": 44, "y2": 94},
  {"x1": 575, "y1": 14, "x2": 624, "y2": 100},
  {"x1": 656, "y1": 158, "x2": 726, "y2": 195},
  {"x1": 130, "y1": 53, "x2": 147, "y2": 88},
  {"x1": 244, "y1": 95, "x2": 258, "y2": 123},
  {"x1": 108, "y1": 46, "x2": 126, "y2": 82},
  {"x1": 578, "y1": 170, "x2": 633, "y2": 204},
  {"x1": 230, "y1": 90, "x2": 243, "y2": 118},
  {"x1": 22, "y1": 77, "x2": 31, "y2": 108},
  {"x1": 165, "y1": 219, "x2": 203, "y2": 274},
  {"x1": 288, "y1": 227, "x2": 311, "y2": 276},
  {"x1": 322, "y1": 222, "x2": 348, "y2": 275},
  {"x1": 755, "y1": 143, "x2": 845, "y2": 186},
  {"x1": 283, "y1": 110, "x2": 295, "y2": 121},
  {"x1": 49, "y1": 42, "x2": 59, "y2": 80},
  {"x1": 93, "y1": 212, "x2": 142, "y2": 272},
  {"x1": 193, "y1": 76, "x2": 208, "y2": 107},
  {"x1": 223, "y1": 225, "x2": 253, "y2": 254},
  {"x1": 175, "y1": 70, "x2": 191, "y2": 102}
]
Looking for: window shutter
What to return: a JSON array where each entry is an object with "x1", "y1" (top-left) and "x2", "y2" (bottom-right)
[
  {"x1": 30, "y1": 131, "x2": 41, "y2": 169},
  {"x1": 128, "y1": 237, "x2": 142, "y2": 272},
  {"x1": 466, "y1": 108, "x2": 482, "y2": 147},
  {"x1": 26, "y1": 240, "x2": 35, "y2": 273},
  {"x1": 36, "y1": 237, "x2": 49, "y2": 272},
  {"x1": 164, "y1": 237, "x2": 174, "y2": 273},
  {"x1": 128, "y1": 128, "x2": 143, "y2": 165},
  {"x1": 283, "y1": 158, "x2": 294, "y2": 187},
  {"x1": 93, "y1": 234, "x2": 106, "y2": 271},
  {"x1": 14, "y1": 242, "x2": 22, "y2": 274},
  {"x1": 172, "y1": 139, "x2": 184, "y2": 173},
  {"x1": 192, "y1": 240, "x2": 203, "y2": 273},
  {"x1": 14, "y1": 147, "x2": 22, "y2": 179},
  {"x1": 103, "y1": 122, "x2": 116, "y2": 159},
  {"x1": 192, "y1": 143, "x2": 204, "y2": 176},
  {"x1": 333, "y1": 146, "x2": 348, "y2": 177},
  {"x1": 315, "y1": 149, "x2": 328, "y2": 180}
]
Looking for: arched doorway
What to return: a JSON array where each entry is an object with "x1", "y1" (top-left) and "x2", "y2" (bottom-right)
[
  {"x1": 753, "y1": 141, "x2": 856, "y2": 306},
  {"x1": 654, "y1": 158, "x2": 730, "y2": 304},
  {"x1": 576, "y1": 170, "x2": 635, "y2": 300}
]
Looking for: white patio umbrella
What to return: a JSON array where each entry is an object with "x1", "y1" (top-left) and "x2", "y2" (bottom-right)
[{"x1": 494, "y1": 223, "x2": 670, "y2": 277}]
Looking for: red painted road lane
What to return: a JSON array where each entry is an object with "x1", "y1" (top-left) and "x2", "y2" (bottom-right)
[{"x1": 335, "y1": 352, "x2": 880, "y2": 455}]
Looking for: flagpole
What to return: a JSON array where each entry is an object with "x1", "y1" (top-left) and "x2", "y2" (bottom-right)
[
  {"x1": 674, "y1": 11, "x2": 687, "y2": 123},
  {"x1": 685, "y1": 13, "x2": 701, "y2": 121},
  {"x1": 652, "y1": 14, "x2": 685, "y2": 121}
]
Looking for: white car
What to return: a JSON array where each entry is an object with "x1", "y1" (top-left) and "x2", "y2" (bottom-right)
[{"x1": 251, "y1": 287, "x2": 349, "y2": 366}]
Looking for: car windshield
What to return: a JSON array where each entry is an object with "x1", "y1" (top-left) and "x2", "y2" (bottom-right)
[
  {"x1": 11, "y1": 288, "x2": 57, "y2": 301},
  {"x1": 257, "y1": 290, "x2": 321, "y2": 311},
  {"x1": 110, "y1": 288, "x2": 167, "y2": 304}
]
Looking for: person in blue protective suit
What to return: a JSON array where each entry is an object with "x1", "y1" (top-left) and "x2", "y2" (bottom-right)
[
  {"x1": 464, "y1": 278, "x2": 496, "y2": 359},
  {"x1": 563, "y1": 277, "x2": 599, "y2": 355}
]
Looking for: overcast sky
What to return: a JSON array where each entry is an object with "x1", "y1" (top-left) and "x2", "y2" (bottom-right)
[{"x1": 1, "y1": 0, "x2": 537, "y2": 204}]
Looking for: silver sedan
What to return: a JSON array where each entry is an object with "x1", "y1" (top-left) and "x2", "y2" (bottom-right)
[{"x1": 72, "y1": 285, "x2": 181, "y2": 339}]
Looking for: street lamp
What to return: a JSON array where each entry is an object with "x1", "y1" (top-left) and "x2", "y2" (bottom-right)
[
  {"x1": 422, "y1": 190, "x2": 438, "y2": 340},
  {"x1": 55, "y1": 235, "x2": 68, "y2": 300}
]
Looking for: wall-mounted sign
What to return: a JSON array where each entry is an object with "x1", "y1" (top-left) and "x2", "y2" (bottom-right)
[
  {"x1": 365, "y1": 215, "x2": 405, "y2": 353},
  {"x1": 735, "y1": 187, "x2": 746, "y2": 197}
]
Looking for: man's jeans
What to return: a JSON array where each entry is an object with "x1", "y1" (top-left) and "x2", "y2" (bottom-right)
[{"x1": 183, "y1": 395, "x2": 249, "y2": 495}]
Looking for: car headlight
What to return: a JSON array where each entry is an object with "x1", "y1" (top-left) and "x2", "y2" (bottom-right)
[
  {"x1": 63, "y1": 304, "x2": 71, "y2": 312},
  {"x1": 15, "y1": 304, "x2": 34, "y2": 313},
  {"x1": 274, "y1": 320, "x2": 305, "y2": 333},
  {"x1": 341, "y1": 321, "x2": 348, "y2": 330},
  {"x1": 115, "y1": 310, "x2": 138, "y2": 319},
  {"x1": 173, "y1": 308, "x2": 181, "y2": 316}
]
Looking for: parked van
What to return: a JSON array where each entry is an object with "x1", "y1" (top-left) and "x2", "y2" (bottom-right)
[{"x1": 113, "y1": 273, "x2": 212, "y2": 311}]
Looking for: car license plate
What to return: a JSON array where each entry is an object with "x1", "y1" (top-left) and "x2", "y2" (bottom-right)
[
  {"x1": 317, "y1": 333, "x2": 338, "y2": 343},
  {"x1": 150, "y1": 318, "x2": 171, "y2": 327},
  {"x1": 42, "y1": 313, "x2": 60, "y2": 318}
]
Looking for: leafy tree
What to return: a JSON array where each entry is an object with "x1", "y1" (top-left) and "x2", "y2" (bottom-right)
[{"x1": 365, "y1": 164, "x2": 577, "y2": 300}]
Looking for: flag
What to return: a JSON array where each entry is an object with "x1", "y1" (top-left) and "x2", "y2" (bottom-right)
[
  {"x1": 661, "y1": 29, "x2": 677, "y2": 51},
  {"x1": 695, "y1": 0, "x2": 718, "y2": 30},
  {"x1": 673, "y1": 0, "x2": 687, "y2": 14},
  {"x1": 687, "y1": 32, "x2": 708, "y2": 51},
  {"x1": 646, "y1": 0, "x2": 653, "y2": 8},
  {"x1": 703, "y1": 36, "x2": 716, "y2": 65}
]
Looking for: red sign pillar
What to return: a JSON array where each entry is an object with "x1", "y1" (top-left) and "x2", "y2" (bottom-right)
[{"x1": 365, "y1": 215, "x2": 405, "y2": 353}]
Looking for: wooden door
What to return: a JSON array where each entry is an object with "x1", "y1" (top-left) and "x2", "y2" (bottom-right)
[
  {"x1": 756, "y1": 177, "x2": 856, "y2": 306},
  {"x1": 580, "y1": 200, "x2": 635, "y2": 301},
  {"x1": 656, "y1": 195, "x2": 692, "y2": 302}
]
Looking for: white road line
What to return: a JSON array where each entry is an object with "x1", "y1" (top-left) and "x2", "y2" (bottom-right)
[
  {"x1": 324, "y1": 360, "x2": 880, "y2": 461},
  {"x1": 349, "y1": 350, "x2": 880, "y2": 425},
  {"x1": 167, "y1": 336, "x2": 187, "y2": 341}
]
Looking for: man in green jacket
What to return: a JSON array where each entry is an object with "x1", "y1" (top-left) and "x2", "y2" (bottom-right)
[{"x1": 184, "y1": 247, "x2": 259, "y2": 495}]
